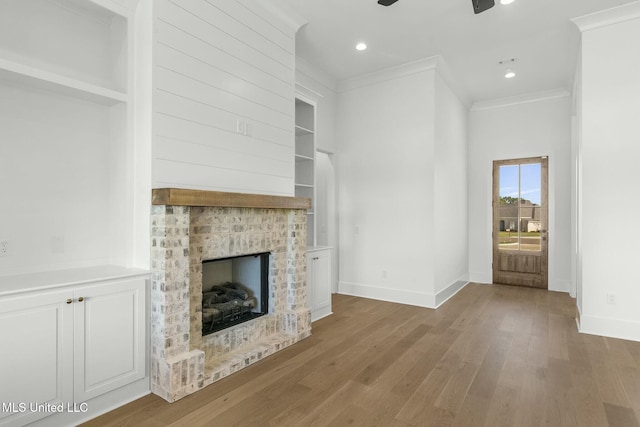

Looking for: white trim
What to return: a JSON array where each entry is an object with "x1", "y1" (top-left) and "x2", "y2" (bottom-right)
[
  {"x1": 469, "y1": 272, "x2": 492, "y2": 284},
  {"x1": 295, "y1": 82, "x2": 324, "y2": 102},
  {"x1": 338, "y1": 281, "x2": 436, "y2": 308},
  {"x1": 579, "y1": 313, "x2": 640, "y2": 343},
  {"x1": 296, "y1": 56, "x2": 339, "y2": 93},
  {"x1": 338, "y1": 56, "x2": 439, "y2": 93},
  {"x1": 435, "y1": 280, "x2": 469, "y2": 308},
  {"x1": 572, "y1": 1, "x2": 640, "y2": 33},
  {"x1": 470, "y1": 88, "x2": 570, "y2": 112},
  {"x1": 550, "y1": 279, "x2": 571, "y2": 293},
  {"x1": 27, "y1": 378, "x2": 150, "y2": 427},
  {"x1": 433, "y1": 57, "x2": 472, "y2": 109},
  {"x1": 254, "y1": 0, "x2": 308, "y2": 33},
  {"x1": 311, "y1": 306, "x2": 332, "y2": 322}
]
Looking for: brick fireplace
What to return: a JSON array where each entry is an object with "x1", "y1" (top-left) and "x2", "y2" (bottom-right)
[{"x1": 150, "y1": 189, "x2": 312, "y2": 402}]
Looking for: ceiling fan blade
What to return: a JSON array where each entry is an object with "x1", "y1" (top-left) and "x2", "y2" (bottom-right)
[
  {"x1": 378, "y1": 0, "x2": 399, "y2": 6},
  {"x1": 472, "y1": 0, "x2": 495, "y2": 14}
]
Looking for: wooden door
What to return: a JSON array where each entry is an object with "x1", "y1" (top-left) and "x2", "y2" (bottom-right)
[{"x1": 493, "y1": 157, "x2": 548, "y2": 288}]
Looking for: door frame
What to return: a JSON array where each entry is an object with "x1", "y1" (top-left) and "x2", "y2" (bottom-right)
[{"x1": 492, "y1": 156, "x2": 549, "y2": 289}]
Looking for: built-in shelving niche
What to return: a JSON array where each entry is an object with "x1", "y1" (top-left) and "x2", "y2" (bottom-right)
[
  {"x1": 294, "y1": 97, "x2": 316, "y2": 246},
  {"x1": 0, "y1": 0, "x2": 137, "y2": 276}
]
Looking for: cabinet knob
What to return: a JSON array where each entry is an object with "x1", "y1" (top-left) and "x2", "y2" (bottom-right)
[
  {"x1": 66, "y1": 298, "x2": 73, "y2": 304},
  {"x1": 78, "y1": 297, "x2": 85, "y2": 302}
]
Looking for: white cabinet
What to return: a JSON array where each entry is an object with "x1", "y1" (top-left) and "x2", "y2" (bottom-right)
[
  {"x1": 74, "y1": 278, "x2": 147, "y2": 402},
  {"x1": 307, "y1": 247, "x2": 332, "y2": 322},
  {"x1": 0, "y1": 289, "x2": 73, "y2": 427},
  {"x1": 0, "y1": 268, "x2": 148, "y2": 427}
]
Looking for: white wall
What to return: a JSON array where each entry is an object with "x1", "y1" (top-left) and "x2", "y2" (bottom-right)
[
  {"x1": 151, "y1": 0, "x2": 297, "y2": 196},
  {"x1": 468, "y1": 93, "x2": 572, "y2": 292},
  {"x1": 434, "y1": 73, "x2": 469, "y2": 298},
  {"x1": 0, "y1": 85, "x2": 112, "y2": 275},
  {"x1": 574, "y1": 3, "x2": 640, "y2": 341},
  {"x1": 337, "y1": 65, "x2": 435, "y2": 306},
  {"x1": 337, "y1": 58, "x2": 468, "y2": 308}
]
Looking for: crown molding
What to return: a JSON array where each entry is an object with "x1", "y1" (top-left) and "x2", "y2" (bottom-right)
[
  {"x1": 433, "y1": 56, "x2": 472, "y2": 109},
  {"x1": 572, "y1": 1, "x2": 640, "y2": 32},
  {"x1": 337, "y1": 56, "x2": 439, "y2": 93},
  {"x1": 295, "y1": 56, "x2": 339, "y2": 94},
  {"x1": 470, "y1": 88, "x2": 570, "y2": 112},
  {"x1": 253, "y1": 0, "x2": 308, "y2": 33}
]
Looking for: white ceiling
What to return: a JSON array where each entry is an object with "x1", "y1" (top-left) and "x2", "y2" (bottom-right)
[{"x1": 281, "y1": 0, "x2": 635, "y2": 103}]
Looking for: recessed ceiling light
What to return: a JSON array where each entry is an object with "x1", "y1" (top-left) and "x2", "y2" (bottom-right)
[
  {"x1": 505, "y1": 69, "x2": 516, "y2": 79},
  {"x1": 500, "y1": 0, "x2": 515, "y2": 4},
  {"x1": 356, "y1": 42, "x2": 367, "y2": 51}
]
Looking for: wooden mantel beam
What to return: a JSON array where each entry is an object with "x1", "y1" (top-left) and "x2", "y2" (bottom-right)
[{"x1": 152, "y1": 188, "x2": 311, "y2": 210}]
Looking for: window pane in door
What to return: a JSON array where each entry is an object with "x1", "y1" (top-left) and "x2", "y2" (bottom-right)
[
  {"x1": 499, "y1": 206, "x2": 520, "y2": 250},
  {"x1": 499, "y1": 165, "x2": 519, "y2": 205},
  {"x1": 498, "y1": 162, "x2": 542, "y2": 252}
]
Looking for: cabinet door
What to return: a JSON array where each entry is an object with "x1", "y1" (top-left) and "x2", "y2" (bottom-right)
[
  {"x1": 312, "y1": 250, "x2": 332, "y2": 314},
  {"x1": 74, "y1": 278, "x2": 146, "y2": 402},
  {"x1": 0, "y1": 290, "x2": 73, "y2": 427},
  {"x1": 306, "y1": 255, "x2": 315, "y2": 312}
]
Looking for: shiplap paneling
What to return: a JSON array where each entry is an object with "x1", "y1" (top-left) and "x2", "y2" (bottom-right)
[
  {"x1": 155, "y1": 114, "x2": 292, "y2": 162},
  {"x1": 155, "y1": 20, "x2": 291, "y2": 104},
  {"x1": 153, "y1": 0, "x2": 295, "y2": 195},
  {"x1": 154, "y1": 90, "x2": 292, "y2": 149},
  {"x1": 154, "y1": 160, "x2": 293, "y2": 195}
]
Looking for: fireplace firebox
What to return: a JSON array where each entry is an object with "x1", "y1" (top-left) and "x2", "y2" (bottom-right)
[{"x1": 201, "y1": 252, "x2": 269, "y2": 335}]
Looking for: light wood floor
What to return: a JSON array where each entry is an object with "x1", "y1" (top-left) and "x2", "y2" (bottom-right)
[{"x1": 84, "y1": 283, "x2": 640, "y2": 427}]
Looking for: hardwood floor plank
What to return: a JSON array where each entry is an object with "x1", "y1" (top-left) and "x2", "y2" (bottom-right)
[{"x1": 83, "y1": 284, "x2": 640, "y2": 427}]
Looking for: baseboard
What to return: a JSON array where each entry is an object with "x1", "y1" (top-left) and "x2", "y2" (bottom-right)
[
  {"x1": 578, "y1": 313, "x2": 640, "y2": 342},
  {"x1": 311, "y1": 305, "x2": 333, "y2": 322},
  {"x1": 468, "y1": 272, "x2": 491, "y2": 284},
  {"x1": 338, "y1": 281, "x2": 436, "y2": 308},
  {"x1": 549, "y1": 279, "x2": 571, "y2": 293},
  {"x1": 435, "y1": 280, "x2": 469, "y2": 308},
  {"x1": 28, "y1": 378, "x2": 150, "y2": 427}
]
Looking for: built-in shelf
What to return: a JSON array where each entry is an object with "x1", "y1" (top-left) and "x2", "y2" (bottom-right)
[
  {"x1": 0, "y1": 0, "x2": 139, "y2": 276},
  {"x1": 0, "y1": 58, "x2": 128, "y2": 106},
  {"x1": 295, "y1": 125, "x2": 314, "y2": 136},
  {"x1": 295, "y1": 97, "x2": 316, "y2": 246},
  {"x1": 295, "y1": 154, "x2": 314, "y2": 162}
]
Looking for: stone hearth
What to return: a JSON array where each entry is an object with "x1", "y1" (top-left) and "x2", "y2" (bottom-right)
[{"x1": 150, "y1": 189, "x2": 311, "y2": 402}]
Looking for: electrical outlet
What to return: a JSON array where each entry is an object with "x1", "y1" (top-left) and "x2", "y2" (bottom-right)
[
  {"x1": 607, "y1": 293, "x2": 616, "y2": 305},
  {"x1": 0, "y1": 240, "x2": 9, "y2": 257}
]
